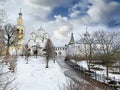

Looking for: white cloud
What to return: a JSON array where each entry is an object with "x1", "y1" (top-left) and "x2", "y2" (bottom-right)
[
  {"x1": 69, "y1": 0, "x2": 120, "y2": 26},
  {"x1": 42, "y1": 15, "x2": 73, "y2": 46},
  {"x1": 87, "y1": 0, "x2": 120, "y2": 25},
  {"x1": 54, "y1": 25, "x2": 72, "y2": 40},
  {"x1": 53, "y1": 15, "x2": 73, "y2": 41},
  {"x1": 69, "y1": 0, "x2": 89, "y2": 18},
  {"x1": 24, "y1": 0, "x2": 62, "y2": 8},
  {"x1": 24, "y1": 0, "x2": 73, "y2": 9},
  {"x1": 69, "y1": 10, "x2": 81, "y2": 18}
]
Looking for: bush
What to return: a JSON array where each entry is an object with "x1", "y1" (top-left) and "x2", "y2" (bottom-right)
[{"x1": 108, "y1": 80, "x2": 117, "y2": 85}]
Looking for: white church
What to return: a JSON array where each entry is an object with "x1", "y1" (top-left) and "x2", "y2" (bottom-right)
[{"x1": 27, "y1": 26, "x2": 49, "y2": 55}]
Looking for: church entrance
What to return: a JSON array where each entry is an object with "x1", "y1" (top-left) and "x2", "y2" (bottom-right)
[
  {"x1": 54, "y1": 52, "x2": 57, "y2": 56},
  {"x1": 58, "y1": 52, "x2": 62, "y2": 56}
]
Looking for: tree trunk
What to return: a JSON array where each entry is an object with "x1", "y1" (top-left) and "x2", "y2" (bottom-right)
[
  {"x1": 46, "y1": 58, "x2": 49, "y2": 68},
  {"x1": 53, "y1": 57, "x2": 55, "y2": 63},
  {"x1": 36, "y1": 54, "x2": 37, "y2": 58},
  {"x1": 6, "y1": 37, "x2": 10, "y2": 56},
  {"x1": 87, "y1": 60, "x2": 91, "y2": 71},
  {"x1": 119, "y1": 61, "x2": 120, "y2": 73},
  {"x1": 26, "y1": 58, "x2": 28, "y2": 64},
  {"x1": 6, "y1": 45, "x2": 9, "y2": 56},
  {"x1": 106, "y1": 62, "x2": 109, "y2": 79}
]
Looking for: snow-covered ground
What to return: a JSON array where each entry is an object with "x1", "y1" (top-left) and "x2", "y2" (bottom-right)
[
  {"x1": 74, "y1": 60, "x2": 120, "y2": 80},
  {"x1": 16, "y1": 56, "x2": 68, "y2": 90}
]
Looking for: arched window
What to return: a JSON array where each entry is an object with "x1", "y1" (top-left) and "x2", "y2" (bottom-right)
[
  {"x1": 28, "y1": 49, "x2": 31, "y2": 51},
  {"x1": 21, "y1": 30, "x2": 23, "y2": 34},
  {"x1": 54, "y1": 52, "x2": 57, "y2": 56},
  {"x1": 17, "y1": 29, "x2": 19, "y2": 34},
  {"x1": 58, "y1": 52, "x2": 62, "y2": 56}
]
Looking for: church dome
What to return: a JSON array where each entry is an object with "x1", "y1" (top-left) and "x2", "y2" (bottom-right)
[
  {"x1": 38, "y1": 25, "x2": 45, "y2": 33},
  {"x1": 84, "y1": 31, "x2": 90, "y2": 37},
  {"x1": 31, "y1": 31, "x2": 36, "y2": 35}
]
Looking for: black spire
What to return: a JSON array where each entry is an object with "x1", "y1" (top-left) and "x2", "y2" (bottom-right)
[
  {"x1": 69, "y1": 33, "x2": 74, "y2": 45},
  {"x1": 18, "y1": 8, "x2": 22, "y2": 16}
]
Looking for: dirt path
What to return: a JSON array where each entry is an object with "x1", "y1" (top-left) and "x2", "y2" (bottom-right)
[{"x1": 56, "y1": 57, "x2": 107, "y2": 90}]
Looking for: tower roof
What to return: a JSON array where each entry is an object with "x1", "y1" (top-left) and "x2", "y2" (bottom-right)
[
  {"x1": 18, "y1": 8, "x2": 22, "y2": 16},
  {"x1": 38, "y1": 25, "x2": 45, "y2": 32},
  {"x1": 31, "y1": 31, "x2": 36, "y2": 35},
  {"x1": 84, "y1": 26, "x2": 90, "y2": 37},
  {"x1": 84, "y1": 31, "x2": 90, "y2": 37},
  {"x1": 17, "y1": 8, "x2": 23, "y2": 25},
  {"x1": 69, "y1": 33, "x2": 74, "y2": 45}
]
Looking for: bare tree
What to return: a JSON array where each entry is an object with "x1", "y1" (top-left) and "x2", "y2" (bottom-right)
[
  {"x1": 8, "y1": 56, "x2": 17, "y2": 73},
  {"x1": 24, "y1": 44, "x2": 30, "y2": 64},
  {"x1": 81, "y1": 31, "x2": 95, "y2": 71},
  {"x1": 2, "y1": 24, "x2": 15, "y2": 56},
  {"x1": 93, "y1": 30, "x2": 120, "y2": 79},
  {"x1": 43, "y1": 38, "x2": 55, "y2": 68},
  {"x1": 0, "y1": 57, "x2": 17, "y2": 90},
  {"x1": 0, "y1": 26, "x2": 5, "y2": 56}
]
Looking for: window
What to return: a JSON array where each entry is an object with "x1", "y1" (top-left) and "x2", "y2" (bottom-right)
[
  {"x1": 17, "y1": 29, "x2": 19, "y2": 34},
  {"x1": 58, "y1": 52, "x2": 62, "y2": 56},
  {"x1": 21, "y1": 30, "x2": 23, "y2": 34}
]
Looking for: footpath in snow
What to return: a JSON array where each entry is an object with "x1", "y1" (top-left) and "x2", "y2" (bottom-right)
[{"x1": 16, "y1": 56, "x2": 68, "y2": 90}]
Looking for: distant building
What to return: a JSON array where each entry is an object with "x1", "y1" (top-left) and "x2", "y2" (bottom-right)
[
  {"x1": 65, "y1": 31, "x2": 112, "y2": 57},
  {"x1": 27, "y1": 26, "x2": 49, "y2": 55},
  {"x1": 54, "y1": 47, "x2": 67, "y2": 57}
]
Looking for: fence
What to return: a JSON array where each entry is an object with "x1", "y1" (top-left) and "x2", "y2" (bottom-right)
[{"x1": 65, "y1": 60, "x2": 120, "y2": 90}]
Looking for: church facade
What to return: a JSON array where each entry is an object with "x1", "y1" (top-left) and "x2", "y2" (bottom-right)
[{"x1": 27, "y1": 26, "x2": 49, "y2": 55}]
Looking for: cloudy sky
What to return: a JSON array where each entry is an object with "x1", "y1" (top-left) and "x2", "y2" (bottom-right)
[{"x1": 1, "y1": 0, "x2": 120, "y2": 46}]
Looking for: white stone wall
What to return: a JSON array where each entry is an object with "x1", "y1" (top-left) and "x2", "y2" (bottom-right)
[{"x1": 54, "y1": 47, "x2": 66, "y2": 57}]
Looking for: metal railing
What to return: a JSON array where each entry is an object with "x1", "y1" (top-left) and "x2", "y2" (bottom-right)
[{"x1": 65, "y1": 60, "x2": 120, "y2": 90}]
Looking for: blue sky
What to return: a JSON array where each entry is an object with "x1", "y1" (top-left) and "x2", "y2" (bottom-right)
[{"x1": 1, "y1": 0, "x2": 120, "y2": 46}]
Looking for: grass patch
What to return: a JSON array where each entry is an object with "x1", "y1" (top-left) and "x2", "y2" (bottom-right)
[
  {"x1": 90, "y1": 61, "x2": 107, "y2": 65},
  {"x1": 109, "y1": 72, "x2": 120, "y2": 74},
  {"x1": 111, "y1": 66, "x2": 120, "y2": 68},
  {"x1": 109, "y1": 86, "x2": 120, "y2": 90},
  {"x1": 91, "y1": 67, "x2": 104, "y2": 71},
  {"x1": 90, "y1": 64, "x2": 95, "y2": 67}
]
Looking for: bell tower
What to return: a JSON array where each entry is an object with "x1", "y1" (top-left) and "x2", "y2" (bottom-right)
[
  {"x1": 69, "y1": 33, "x2": 74, "y2": 45},
  {"x1": 14, "y1": 8, "x2": 25, "y2": 55}
]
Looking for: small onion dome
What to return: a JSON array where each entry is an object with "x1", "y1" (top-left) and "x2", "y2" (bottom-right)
[
  {"x1": 84, "y1": 31, "x2": 90, "y2": 37},
  {"x1": 38, "y1": 25, "x2": 45, "y2": 32},
  {"x1": 19, "y1": 12, "x2": 22, "y2": 16},
  {"x1": 31, "y1": 31, "x2": 36, "y2": 35},
  {"x1": 19, "y1": 8, "x2": 22, "y2": 16}
]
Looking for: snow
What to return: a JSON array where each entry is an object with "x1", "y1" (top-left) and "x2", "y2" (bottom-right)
[
  {"x1": 77, "y1": 61, "x2": 88, "y2": 70},
  {"x1": 75, "y1": 60, "x2": 120, "y2": 80},
  {"x1": 16, "y1": 56, "x2": 67, "y2": 90},
  {"x1": 71, "y1": 60, "x2": 88, "y2": 70}
]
